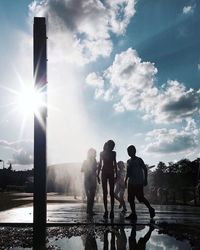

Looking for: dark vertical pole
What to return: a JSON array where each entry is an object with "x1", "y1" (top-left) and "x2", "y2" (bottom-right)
[{"x1": 33, "y1": 17, "x2": 47, "y2": 248}]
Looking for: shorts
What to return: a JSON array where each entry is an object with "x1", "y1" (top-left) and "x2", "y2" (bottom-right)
[{"x1": 128, "y1": 183, "x2": 144, "y2": 203}]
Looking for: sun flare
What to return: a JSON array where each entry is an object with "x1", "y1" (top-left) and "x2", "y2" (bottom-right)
[{"x1": 16, "y1": 86, "x2": 45, "y2": 116}]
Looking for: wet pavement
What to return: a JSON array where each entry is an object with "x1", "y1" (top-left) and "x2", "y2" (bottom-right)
[
  {"x1": 0, "y1": 194, "x2": 200, "y2": 225},
  {"x1": 0, "y1": 194, "x2": 199, "y2": 249}
]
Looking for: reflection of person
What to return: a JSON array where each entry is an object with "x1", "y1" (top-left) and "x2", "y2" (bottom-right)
[
  {"x1": 103, "y1": 230, "x2": 116, "y2": 250},
  {"x1": 129, "y1": 225, "x2": 154, "y2": 250},
  {"x1": 81, "y1": 148, "x2": 98, "y2": 216},
  {"x1": 114, "y1": 161, "x2": 127, "y2": 213},
  {"x1": 85, "y1": 233, "x2": 98, "y2": 250},
  {"x1": 97, "y1": 140, "x2": 117, "y2": 219},
  {"x1": 115, "y1": 227, "x2": 127, "y2": 250},
  {"x1": 125, "y1": 145, "x2": 155, "y2": 220}
]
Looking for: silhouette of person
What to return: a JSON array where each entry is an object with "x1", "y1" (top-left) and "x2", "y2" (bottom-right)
[
  {"x1": 81, "y1": 148, "x2": 98, "y2": 216},
  {"x1": 129, "y1": 224, "x2": 154, "y2": 250},
  {"x1": 114, "y1": 161, "x2": 127, "y2": 213},
  {"x1": 84, "y1": 233, "x2": 98, "y2": 250},
  {"x1": 115, "y1": 227, "x2": 127, "y2": 250},
  {"x1": 97, "y1": 140, "x2": 117, "y2": 219},
  {"x1": 103, "y1": 227, "x2": 127, "y2": 250},
  {"x1": 125, "y1": 145, "x2": 155, "y2": 220}
]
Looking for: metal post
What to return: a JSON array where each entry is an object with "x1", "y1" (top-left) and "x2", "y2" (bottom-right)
[{"x1": 33, "y1": 17, "x2": 47, "y2": 248}]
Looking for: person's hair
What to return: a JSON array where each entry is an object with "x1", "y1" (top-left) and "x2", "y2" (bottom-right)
[
  {"x1": 106, "y1": 140, "x2": 115, "y2": 151},
  {"x1": 117, "y1": 161, "x2": 125, "y2": 169},
  {"x1": 127, "y1": 145, "x2": 136, "y2": 157},
  {"x1": 103, "y1": 142, "x2": 108, "y2": 151},
  {"x1": 87, "y1": 148, "x2": 96, "y2": 159}
]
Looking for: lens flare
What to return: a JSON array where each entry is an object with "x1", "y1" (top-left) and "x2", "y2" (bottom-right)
[{"x1": 16, "y1": 86, "x2": 45, "y2": 116}]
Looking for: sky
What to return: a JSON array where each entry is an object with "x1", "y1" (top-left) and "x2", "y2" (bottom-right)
[{"x1": 0, "y1": 0, "x2": 200, "y2": 170}]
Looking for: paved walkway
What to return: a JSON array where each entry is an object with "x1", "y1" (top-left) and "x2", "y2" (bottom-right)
[{"x1": 0, "y1": 194, "x2": 200, "y2": 225}]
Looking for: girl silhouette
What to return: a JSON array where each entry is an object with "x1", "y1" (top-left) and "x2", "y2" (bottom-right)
[{"x1": 97, "y1": 140, "x2": 117, "y2": 219}]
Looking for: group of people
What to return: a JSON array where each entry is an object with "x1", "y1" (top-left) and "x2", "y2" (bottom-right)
[{"x1": 81, "y1": 140, "x2": 155, "y2": 220}]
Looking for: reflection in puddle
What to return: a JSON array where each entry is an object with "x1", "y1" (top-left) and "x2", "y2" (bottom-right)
[
  {"x1": 47, "y1": 226, "x2": 191, "y2": 250},
  {"x1": 1, "y1": 225, "x2": 191, "y2": 249}
]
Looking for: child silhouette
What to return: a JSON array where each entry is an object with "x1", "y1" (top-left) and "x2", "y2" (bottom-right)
[
  {"x1": 81, "y1": 148, "x2": 98, "y2": 216},
  {"x1": 125, "y1": 145, "x2": 155, "y2": 220}
]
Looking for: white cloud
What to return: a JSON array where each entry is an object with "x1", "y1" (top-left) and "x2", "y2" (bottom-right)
[
  {"x1": 198, "y1": 64, "x2": 200, "y2": 70},
  {"x1": 85, "y1": 72, "x2": 104, "y2": 88},
  {"x1": 86, "y1": 48, "x2": 200, "y2": 124},
  {"x1": 183, "y1": 5, "x2": 194, "y2": 15},
  {"x1": 0, "y1": 140, "x2": 33, "y2": 165},
  {"x1": 149, "y1": 80, "x2": 200, "y2": 123},
  {"x1": 106, "y1": 0, "x2": 136, "y2": 35},
  {"x1": 12, "y1": 150, "x2": 33, "y2": 165},
  {"x1": 0, "y1": 140, "x2": 33, "y2": 152},
  {"x1": 29, "y1": 0, "x2": 136, "y2": 64},
  {"x1": 86, "y1": 72, "x2": 114, "y2": 101},
  {"x1": 145, "y1": 123, "x2": 199, "y2": 154}
]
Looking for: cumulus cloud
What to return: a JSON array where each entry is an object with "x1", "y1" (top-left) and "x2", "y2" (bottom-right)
[
  {"x1": 86, "y1": 48, "x2": 200, "y2": 124},
  {"x1": 106, "y1": 0, "x2": 136, "y2": 35},
  {"x1": 149, "y1": 80, "x2": 200, "y2": 123},
  {"x1": 29, "y1": 0, "x2": 136, "y2": 64},
  {"x1": 12, "y1": 150, "x2": 33, "y2": 165},
  {"x1": 0, "y1": 140, "x2": 33, "y2": 165},
  {"x1": 183, "y1": 5, "x2": 195, "y2": 15},
  {"x1": 85, "y1": 72, "x2": 104, "y2": 88},
  {"x1": 145, "y1": 119, "x2": 199, "y2": 154}
]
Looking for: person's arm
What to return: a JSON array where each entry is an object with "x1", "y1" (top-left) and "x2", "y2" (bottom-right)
[
  {"x1": 125, "y1": 161, "x2": 129, "y2": 188},
  {"x1": 141, "y1": 159, "x2": 148, "y2": 186},
  {"x1": 113, "y1": 151, "x2": 117, "y2": 180},
  {"x1": 97, "y1": 153, "x2": 102, "y2": 184}
]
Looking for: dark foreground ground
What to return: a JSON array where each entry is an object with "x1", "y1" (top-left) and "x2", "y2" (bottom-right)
[
  {"x1": 0, "y1": 193, "x2": 200, "y2": 249},
  {"x1": 0, "y1": 223, "x2": 198, "y2": 249}
]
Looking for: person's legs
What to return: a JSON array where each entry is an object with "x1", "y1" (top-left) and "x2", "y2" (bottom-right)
[
  {"x1": 89, "y1": 183, "x2": 96, "y2": 213},
  {"x1": 126, "y1": 183, "x2": 137, "y2": 220},
  {"x1": 111, "y1": 231, "x2": 116, "y2": 250},
  {"x1": 119, "y1": 188, "x2": 127, "y2": 211},
  {"x1": 141, "y1": 196, "x2": 151, "y2": 209},
  {"x1": 84, "y1": 181, "x2": 90, "y2": 213},
  {"x1": 136, "y1": 186, "x2": 155, "y2": 218},
  {"x1": 129, "y1": 197, "x2": 136, "y2": 214},
  {"x1": 103, "y1": 231, "x2": 109, "y2": 250},
  {"x1": 143, "y1": 197, "x2": 155, "y2": 218},
  {"x1": 114, "y1": 183, "x2": 121, "y2": 204},
  {"x1": 109, "y1": 174, "x2": 115, "y2": 218},
  {"x1": 102, "y1": 174, "x2": 108, "y2": 218}
]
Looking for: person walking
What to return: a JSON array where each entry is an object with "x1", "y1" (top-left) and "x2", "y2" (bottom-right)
[
  {"x1": 125, "y1": 145, "x2": 155, "y2": 220},
  {"x1": 114, "y1": 161, "x2": 127, "y2": 213}
]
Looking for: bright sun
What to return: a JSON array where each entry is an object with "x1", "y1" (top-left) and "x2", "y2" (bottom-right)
[{"x1": 16, "y1": 86, "x2": 45, "y2": 116}]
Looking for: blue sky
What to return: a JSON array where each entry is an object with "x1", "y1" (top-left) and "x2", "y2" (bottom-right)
[{"x1": 0, "y1": 0, "x2": 199, "y2": 169}]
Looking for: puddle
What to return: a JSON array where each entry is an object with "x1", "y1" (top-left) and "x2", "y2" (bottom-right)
[
  {"x1": 1, "y1": 225, "x2": 191, "y2": 250},
  {"x1": 47, "y1": 226, "x2": 191, "y2": 250}
]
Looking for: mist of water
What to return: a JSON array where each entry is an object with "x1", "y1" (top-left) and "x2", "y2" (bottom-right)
[{"x1": 47, "y1": 162, "x2": 84, "y2": 196}]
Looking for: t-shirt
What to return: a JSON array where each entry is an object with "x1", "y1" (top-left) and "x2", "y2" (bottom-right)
[{"x1": 127, "y1": 156, "x2": 145, "y2": 185}]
